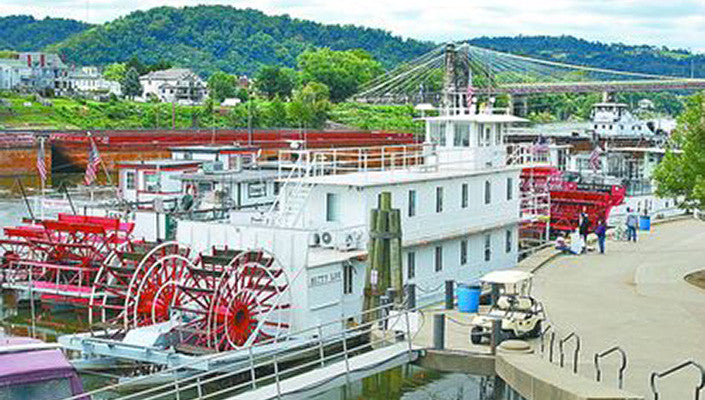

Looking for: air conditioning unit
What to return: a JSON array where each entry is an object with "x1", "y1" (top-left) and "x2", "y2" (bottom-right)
[
  {"x1": 319, "y1": 229, "x2": 336, "y2": 248},
  {"x1": 319, "y1": 227, "x2": 365, "y2": 251},
  {"x1": 309, "y1": 232, "x2": 321, "y2": 247},
  {"x1": 336, "y1": 228, "x2": 364, "y2": 251}
]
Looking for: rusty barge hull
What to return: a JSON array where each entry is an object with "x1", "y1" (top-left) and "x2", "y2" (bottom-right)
[{"x1": 1, "y1": 128, "x2": 416, "y2": 176}]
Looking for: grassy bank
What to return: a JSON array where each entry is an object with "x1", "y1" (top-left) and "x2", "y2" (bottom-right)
[{"x1": 0, "y1": 93, "x2": 422, "y2": 132}]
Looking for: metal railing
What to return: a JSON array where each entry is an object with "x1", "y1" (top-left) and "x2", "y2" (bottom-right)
[
  {"x1": 594, "y1": 346, "x2": 627, "y2": 389},
  {"x1": 275, "y1": 144, "x2": 428, "y2": 178},
  {"x1": 558, "y1": 332, "x2": 581, "y2": 374},
  {"x1": 650, "y1": 360, "x2": 705, "y2": 400},
  {"x1": 62, "y1": 294, "x2": 429, "y2": 400}
]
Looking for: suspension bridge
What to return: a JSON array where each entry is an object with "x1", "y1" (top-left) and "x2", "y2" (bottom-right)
[{"x1": 352, "y1": 42, "x2": 705, "y2": 104}]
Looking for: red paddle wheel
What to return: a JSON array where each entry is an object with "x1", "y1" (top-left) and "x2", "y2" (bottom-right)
[
  {"x1": 519, "y1": 166, "x2": 626, "y2": 235},
  {"x1": 0, "y1": 214, "x2": 136, "y2": 302},
  {"x1": 89, "y1": 244, "x2": 291, "y2": 352}
]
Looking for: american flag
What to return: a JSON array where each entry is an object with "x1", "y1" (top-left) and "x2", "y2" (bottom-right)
[
  {"x1": 532, "y1": 136, "x2": 550, "y2": 154},
  {"x1": 84, "y1": 138, "x2": 101, "y2": 186},
  {"x1": 36, "y1": 137, "x2": 47, "y2": 185},
  {"x1": 589, "y1": 145, "x2": 603, "y2": 171}
]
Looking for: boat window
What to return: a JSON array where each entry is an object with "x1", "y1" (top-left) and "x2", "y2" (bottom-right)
[
  {"x1": 343, "y1": 262, "x2": 353, "y2": 295},
  {"x1": 484, "y1": 180, "x2": 491, "y2": 205},
  {"x1": 197, "y1": 182, "x2": 212, "y2": 194},
  {"x1": 408, "y1": 189, "x2": 417, "y2": 217},
  {"x1": 125, "y1": 171, "x2": 135, "y2": 190},
  {"x1": 461, "y1": 183, "x2": 468, "y2": 208},
  {"x1": 477, "y1": 124, "x2": 483, "y2": 146},
  {"x1": 435, "y1": 245, "x2": 443, "y2": 272},
  {"x1": 436, "y1": 187, "x2": 443, "y2": 213},
  {"x1": 506, "y1": 177, "x2": 513, "y2": 201},
  {"x1": 247, "y1": 182, "x2": 266, "y2": 198},
  {"x1": 144, "y1": 172, "x2": 159, "y2": 192},
  {"x1": 326, "y1": 193, "x2": 340, "y2": 222},
  {"x1": 439, "y1": 122, "x2": 447, "y2": 146},
  {"x1": 0, "y1": 378, "x2": 74, "y2": 400},
  {"x1": 484, "y1": 127, "x2": 492, "y2": 147},
  {"x1": 407, "y1": 251, "x2": 416, "y2": 279},
  {"x1": 484, "y1": 234, "x2": 492, "y2": 261},
  {"x1": 460, "y1": 239, "x2": 468, "y2": 265},
  {"x1": 505, "y1": 229, "x2": 513, "y2": 253}
]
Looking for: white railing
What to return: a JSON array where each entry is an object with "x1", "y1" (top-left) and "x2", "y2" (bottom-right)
[
  {"x1": 62, "y1": 298, "x2": 428, "y2": 400},
  {"x1": 276, "y1": 143, "x2": 429, "y2": 178},
  {"x1": 506, "y1": 143, "x2": 553, "y2": 166}
]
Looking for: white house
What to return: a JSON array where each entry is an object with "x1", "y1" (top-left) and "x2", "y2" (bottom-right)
[
  {"x1": 70, "y1": 66, "x2": 121, "y2": 96},
  {"x1": 139, "y1": 68, "x2": 208, "y2": 104}
]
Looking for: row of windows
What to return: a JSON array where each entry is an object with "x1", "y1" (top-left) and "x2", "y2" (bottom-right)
[
  {"x1": 406, "y1": 230, "x2": 514, "y2": 279},
  {"x1": 408, "y1": 177, "x2": 514, "y2": 217},
  {"x1": 594, "y1": 124, "x2": 643, "y2": 131}
]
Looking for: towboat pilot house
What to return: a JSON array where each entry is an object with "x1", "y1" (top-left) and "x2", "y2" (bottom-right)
[{"x1": 177, "y1": 110, "x2": 526, "y2": 333}]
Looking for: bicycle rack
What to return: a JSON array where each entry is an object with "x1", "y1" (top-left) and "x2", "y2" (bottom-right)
[
  {"x1": 594, "y1": 346, "x2": 627, "y2": 389},
  {"x1": 650, "y1": 360, "x2": 705, "y2": 400},
  {"x1": 559, "y1": 332, "x2": 581, "y2": 374}
]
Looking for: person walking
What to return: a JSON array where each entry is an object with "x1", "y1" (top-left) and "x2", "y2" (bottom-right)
[
  {"x1": 626, "y1": 207, "x2": 638, "y2": 242},
  {"x1": 578, "y1": 210, "x2": 590, "y2": 253},
  {"x1": 595, "y1": 219, "x2": 607, "y2": 254}
]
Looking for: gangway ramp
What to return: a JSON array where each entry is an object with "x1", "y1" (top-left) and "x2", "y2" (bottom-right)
[{"x1": 228, "y1": 342, "x2": 421, "y2": 400}]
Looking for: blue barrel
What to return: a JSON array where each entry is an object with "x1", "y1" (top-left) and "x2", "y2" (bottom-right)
[
  {"x1": 457, "y1": 285, "x2": 481, "y2": 313},
  {"x1": 639, "y1": 215, "x2": 651, "y2": 231}
]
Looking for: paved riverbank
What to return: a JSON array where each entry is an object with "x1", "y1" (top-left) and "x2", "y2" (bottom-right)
[{"x1": 533, "y1": 218, "x2": 705, "y2": 398}]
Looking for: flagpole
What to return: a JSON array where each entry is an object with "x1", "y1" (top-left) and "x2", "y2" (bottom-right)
[{"x1": 39, "y1": 136, "x2": 45, "y2": 220}]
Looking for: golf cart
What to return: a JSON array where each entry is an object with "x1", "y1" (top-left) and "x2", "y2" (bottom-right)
[{"x1": 470, "y1": 270, "x2": 545, "y2": 345}]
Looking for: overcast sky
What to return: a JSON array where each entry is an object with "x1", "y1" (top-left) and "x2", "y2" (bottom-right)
[{"x1": 3, "y1": 0, "x2": 705, "y2": 51}]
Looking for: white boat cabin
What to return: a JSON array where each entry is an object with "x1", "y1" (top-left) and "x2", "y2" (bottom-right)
[
  {"x1": 118, "y1": 159, "x2": 201, "y2": 205},
  {"x1": 170, "y1": 145, "x2": 278, "y2": 210},
  {"x1": 176, "y1": 109, "x2": 528, "y2": 335},
  {"x1": 591, "y1": 102, "x2": 652, "y2": 138}
]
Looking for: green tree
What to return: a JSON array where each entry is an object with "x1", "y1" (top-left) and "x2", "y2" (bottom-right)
[
  {"x1": 207, "y1": 72, "x2": 238, "y2": 103},
  {"x1": 254, "y1": 66, "x2": 297, "y2": 99},
  {"x1": 653, "y1": 92, "x2": 705, "y2": 209},
  {"x1": 121, "y1": 67, "x2": 143, "y2": 99},
  {"x1": 103, "y1": 63, "x2": 127, "y2": 82},
  {"x1": 264, "y1": 98, "x2": 288, "y2": 127},
  {"x1": 125, "y1": 56, "x2": 147, "y2": 75},
  {"x1": 288, "y1": 82, "x2": 331, "y2": 129},
  {"x1": 297, "y1": 48, "x2": 383, "y2": 102}
]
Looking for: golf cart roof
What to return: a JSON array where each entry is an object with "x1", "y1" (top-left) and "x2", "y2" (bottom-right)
[{"x1": 481, "y1": 270, "x2": 533, "y2": 284}]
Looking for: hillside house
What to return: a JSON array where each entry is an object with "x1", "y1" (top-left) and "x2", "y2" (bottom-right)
[{"x1": 139, "y1": 68, "x2": 208, "y2": 105}]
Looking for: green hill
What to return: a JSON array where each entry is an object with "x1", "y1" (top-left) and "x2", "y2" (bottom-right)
[
  {"x1": 0, "y1": 15, "x2": 91, "y2": 51},
  {"x1": 47, "y1": 6, "x2": 434, "y2": 76}
]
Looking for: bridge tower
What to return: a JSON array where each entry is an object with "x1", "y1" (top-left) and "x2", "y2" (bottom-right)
[{"x1": 442, "y1": 43, "x2": 458, "y2": 114}]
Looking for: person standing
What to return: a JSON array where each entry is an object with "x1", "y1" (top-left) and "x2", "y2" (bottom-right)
[
  {"x1": 626, "y1": 207, "x2": 638, "y2": 242},
  {"x1": 595, "y1": 219, "x2": 607, "y2": 254},
  {"x1": 578, "y1": 210, "x2": 590, "y2": 253}
]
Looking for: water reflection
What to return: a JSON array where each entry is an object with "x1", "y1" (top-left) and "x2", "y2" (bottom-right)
[{"x1": 311, "y1": 365, "x2": 485, "y2": 400}]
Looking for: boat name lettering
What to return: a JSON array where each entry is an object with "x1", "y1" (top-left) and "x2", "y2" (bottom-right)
[{"x1": 310, "y1": 271, "x2": 342, "y2": 287}]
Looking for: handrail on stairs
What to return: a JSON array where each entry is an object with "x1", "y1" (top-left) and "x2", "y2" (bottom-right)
[
  {"x1": 650, "y1": 360, "x2": 705, "y2": 400},
  {"x1": 594, "y1": 345, "x2": 627, "y2": 389}
]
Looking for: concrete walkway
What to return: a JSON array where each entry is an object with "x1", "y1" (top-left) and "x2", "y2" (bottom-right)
[{"x1": 533, "y1": 218, "x2": 705, "y2": 399}]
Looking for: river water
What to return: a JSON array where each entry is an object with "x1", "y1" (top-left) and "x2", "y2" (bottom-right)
[{"x1": 311, "y1": 365, "x2": 487, "y2": 400}]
